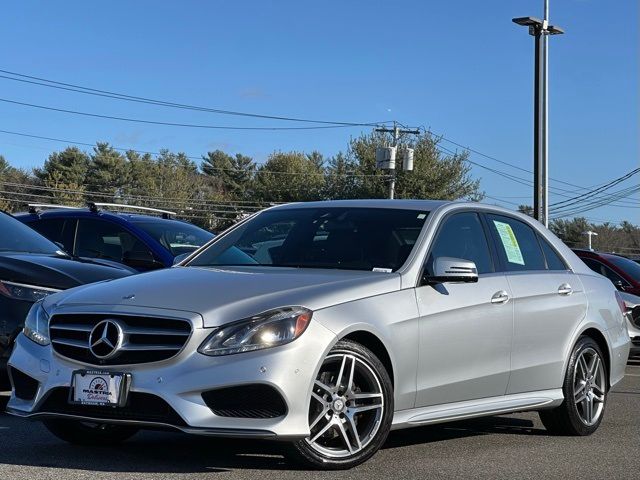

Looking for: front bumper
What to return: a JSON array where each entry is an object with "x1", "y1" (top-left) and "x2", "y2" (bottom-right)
[{"x1": 7, "y1": 317, "x2": 336, "y2": 440}]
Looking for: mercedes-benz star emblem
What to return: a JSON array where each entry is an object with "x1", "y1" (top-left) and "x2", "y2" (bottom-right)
[{"x1": 89, "y1": 320, "x2": 124, "y2": 360}]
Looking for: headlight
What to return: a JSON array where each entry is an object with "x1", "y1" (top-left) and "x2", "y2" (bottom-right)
[
  {"x1": 0, "y1": 280, "x2": 60, "y2": 302},
  {"x1": 198, "y1": 307, "x2": 312, "y2": 356},
  {"x1": 23, "y1": 301, "x2": 51, "y2": 346}
]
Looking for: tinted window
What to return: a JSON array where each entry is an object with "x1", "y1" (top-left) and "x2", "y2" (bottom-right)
[
  {"x1": 133, "y1": 221, "x2": 214, "y2": 256},
  {"x1": 538, "y1": 236, "x2": 567, "y2": 271},
  {"x1": 582, "y1": 258, "x2": 629, "y2": 286},
  {"x1": 488, "y1": 214, "x2": 545, "y2": 272},
  {"x1": 27, "y1": 218, "x2": 76, "y2": 252},
  {"x1": 189, "y1": 207, "x2": 429, "y2": 272},
  {"x1": 0, "y1": 213, "x2": 59, "y2": 254},
  {"x1": 76, "y1": 219, "x2": 151, "y2": 262},
  {"x1": 427, "y1": 212, "x2": 493, "y2": 275},
  {"x1": 606, "y1": 255, "x2": 640, "y2": 281}
]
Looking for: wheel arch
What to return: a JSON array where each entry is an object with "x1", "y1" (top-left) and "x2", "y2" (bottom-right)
[
  {"x1": 341, "y1": 330, "x2": 395, "y2": 388},
  {"x1": 578, "y1": 327, "x2": 611, "y2": 388},
  {"x1": 563, "y1": 324, "x2": 612, "y2": 390}
]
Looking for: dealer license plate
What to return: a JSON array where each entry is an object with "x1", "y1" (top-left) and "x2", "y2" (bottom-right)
[{"x1": 70, "y1": 370, "x2": 130, "y2": 407}]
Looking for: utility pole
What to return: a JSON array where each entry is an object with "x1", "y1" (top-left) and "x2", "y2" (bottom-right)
[
  {"x1": 375, "y1": 122, "x2": 420, "y2": 199},
  {"x1": 513, "y1": 0, "x2": 564, "y2": 227},
  {"x1": 583, "y1": 230, "x2": 598, "y2": 251}
]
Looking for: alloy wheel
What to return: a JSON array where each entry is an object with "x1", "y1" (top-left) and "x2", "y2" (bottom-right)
[
  {"x1": 573, "y1": 347, "x2": 606, "y2": 426},
  {"x1": 305, "y1": 353, "x2": 384, "y2": 458}
]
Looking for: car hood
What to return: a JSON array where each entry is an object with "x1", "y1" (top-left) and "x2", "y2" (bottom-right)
[
  {"x1": 45, "y1": 266, "x2": 402, "y2": 327},
  {"x1": 0, "y1": 253, "x2": 134, "y2": 290}
]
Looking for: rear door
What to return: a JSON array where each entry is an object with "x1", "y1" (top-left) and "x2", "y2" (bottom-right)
[{"x1": 484, "y1": 214, "x2": 587, "y2": 394}]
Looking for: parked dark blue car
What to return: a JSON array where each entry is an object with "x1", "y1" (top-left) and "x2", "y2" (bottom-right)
[{"x1": 15, "y1": 203, "x2": 214, "y2": 272}]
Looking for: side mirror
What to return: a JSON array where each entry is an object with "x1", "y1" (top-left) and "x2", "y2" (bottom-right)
[
  {"x1": 423, "y1": 257, "x2": 479, "y2": 284},
  {"x1": 122, "y1": 250, "x2": 164, "y2": 270},
  {"x1": 172, "y1": 252, "x2": 191, "y2": 266}
]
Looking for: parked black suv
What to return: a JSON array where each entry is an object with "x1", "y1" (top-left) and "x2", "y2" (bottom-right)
[{"x1": 0, "y1": 211, "x2": 134, "y2": 385}]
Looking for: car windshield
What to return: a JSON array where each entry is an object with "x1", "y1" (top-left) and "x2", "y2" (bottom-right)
[
  {"x1": 607, "y1": 255, "x2": 640, "y2": 281},
  {"x1": 133, "y1": 220, "x2": 214, "y2": 257},
  {"x1": 188, "y1": 207, "x2": 429, "y2": 272},
  {"x1": 0, "y1": 212, "x2": 61, "y2": 255}
]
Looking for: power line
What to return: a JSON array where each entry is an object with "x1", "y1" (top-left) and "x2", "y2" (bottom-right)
[
  {"x1": 550, "y1": 185, "x2": 640, "y2": 218},
  {"x1": 417, "y1": 125, "x2": 636, "y2": 202},
  {"x1": 436, "y1": 142, "x2": 639, "y2": 208},
  {"x1": 0, "y1": 68, "x2": 387, "y2": 127},
  {"x1": 0, "y1": 97, "x2": 380, "y2": 131},
  {"x1": 549, "y1": 168, "x2": 640, "y2": 210},
  {"x1": 0, "y1": 129, "x2": 387, "y2": 178}
]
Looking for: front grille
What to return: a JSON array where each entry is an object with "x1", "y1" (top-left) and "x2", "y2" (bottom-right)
[
  {"x1": 632, "y1": 336, "x2": 640, "y2": 347},
  {"x1": 37, "y1": 387, "x2": 187, "y2": 426},
  {"x1": 202, "y1": 384, "x2": 287, "y2": 419},
  {"x1": 49, "y1": 313, "x2": 191, "y2": 365},
  {"x1": 9, "y1": 367, "x2": 39, "y2": 401}
]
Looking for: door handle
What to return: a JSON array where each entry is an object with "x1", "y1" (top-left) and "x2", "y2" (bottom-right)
[
  {"x1": 558, "y1": 283, "x2": 573, "y2": 296},
  {"x1": 491, "y1": 290, "x2": 510, "y2": 304}
]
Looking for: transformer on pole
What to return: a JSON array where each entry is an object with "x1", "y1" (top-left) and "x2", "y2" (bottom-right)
[{"x1": 375, "y1": 123, "x2": 420, "y2": 199}]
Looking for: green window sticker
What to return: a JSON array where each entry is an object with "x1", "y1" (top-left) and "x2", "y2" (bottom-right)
[{"x1": 493, "y1": 221, "x2": 525, "y2": 265}]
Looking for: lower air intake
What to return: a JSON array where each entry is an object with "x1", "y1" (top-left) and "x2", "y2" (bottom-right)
[{"x1": 202, "y1": 384, "x2": 287, "y2": 419}]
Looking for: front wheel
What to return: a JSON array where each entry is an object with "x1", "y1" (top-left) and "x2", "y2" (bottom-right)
[
  {"x1": 539, "y1": 336, "x2": 607, "y2": 436},
  {"x1": 43, "y1": 419, "x2": 139, "y2": 445},
  {"x1": 288, "y1": 339, "x2": 394, "y2": 470}
]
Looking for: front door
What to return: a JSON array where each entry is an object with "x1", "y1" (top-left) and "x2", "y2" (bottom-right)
[{"x1": 414, "y1": 211, "x2": 513, "y2": 407}]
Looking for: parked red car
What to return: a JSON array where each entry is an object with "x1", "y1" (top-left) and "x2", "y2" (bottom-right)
[{"x1": 573, "y1": 249, "x2": 640, "y2": 296}]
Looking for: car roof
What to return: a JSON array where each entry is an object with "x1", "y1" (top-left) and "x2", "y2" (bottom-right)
[
  {"x1": 268, "y1": 199, "x2": 450, "y2": 211},
  {"x1": 572, "y1": 249, "x2": 623, "y2": 261},
  {"x1": 14, "y1": 208, "x2": 185, "y2": 224}
]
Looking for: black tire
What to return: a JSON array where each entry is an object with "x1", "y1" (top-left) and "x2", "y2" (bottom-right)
[
  {"x1": 539, "y1": 336, "x2": 608, "y2": 436},
  {"x1": 288, "y1": 339, "x2": 394, "y2": 470},
  {"x1": 43, "y1": 419, "x2": 138, "y2": 445}
]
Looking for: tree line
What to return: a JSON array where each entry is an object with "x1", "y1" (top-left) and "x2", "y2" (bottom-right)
[
  {"x1": 0, "y1": 131, "x2": 638, "y2": 256},
  {"x1": 0, "y1": 131, "x2": 480, "y2": 228}
]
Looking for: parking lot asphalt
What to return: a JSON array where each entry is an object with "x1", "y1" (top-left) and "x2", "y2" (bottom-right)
[{"x1": 1, "y1": 363, "x2": 638, "y2": 480}]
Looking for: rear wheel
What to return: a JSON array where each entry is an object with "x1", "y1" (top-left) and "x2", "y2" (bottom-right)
[
  {"x1": 539, "y1": 336, "x2": 607, "y2": 436},
  {"x1": 288, "y1": 339, "x2": 393, "y2": 470},
  {"x1": 43, "y1": 419, "x2": 138, "y2": 445}
]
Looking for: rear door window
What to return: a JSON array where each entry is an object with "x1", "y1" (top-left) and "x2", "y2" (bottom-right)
[
  {"x1": 538, "y1": 236, "x2": 567, "y2": 271},
  {"x1": 487, "y1": 214, "x2": 546, "y2": 272}
]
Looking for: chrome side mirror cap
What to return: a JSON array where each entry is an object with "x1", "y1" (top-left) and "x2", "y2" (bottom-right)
[{"x1": 424, "y1": 257, "x2": 479, "y2": 284}]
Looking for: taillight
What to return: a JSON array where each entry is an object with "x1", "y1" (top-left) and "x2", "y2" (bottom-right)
[{"x1": 615, "y1": 291, "x2": 628, "y2": 316}]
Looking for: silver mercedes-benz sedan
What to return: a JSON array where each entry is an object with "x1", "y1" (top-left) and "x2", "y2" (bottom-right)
[{"x1": 6, "y1": 200, "x2": 630, "y2": 469}]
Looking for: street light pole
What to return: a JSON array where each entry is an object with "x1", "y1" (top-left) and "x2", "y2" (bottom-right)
[
  {"x1": 513, "y1": 1, "x2": 564, "y2": 228},
  {"x1": 583, "y1": 230, "x2": 598, "y2": 251}
]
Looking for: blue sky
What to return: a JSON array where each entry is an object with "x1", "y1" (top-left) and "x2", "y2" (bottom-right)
[{"x1": 0, "y1": 0, "x2": 637, "y2": 224}]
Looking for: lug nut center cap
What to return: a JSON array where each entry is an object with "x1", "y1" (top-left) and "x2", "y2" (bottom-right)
[{"x1": 332, "y1": 399, "x2": 346, "y2": 412}]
